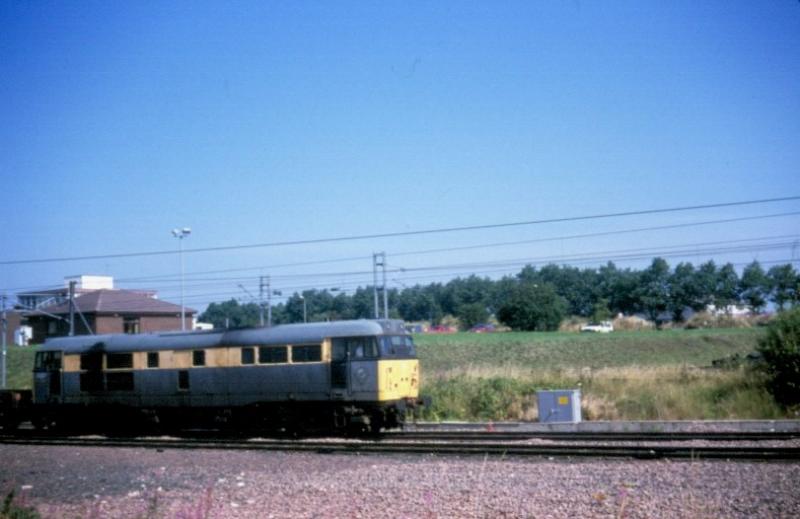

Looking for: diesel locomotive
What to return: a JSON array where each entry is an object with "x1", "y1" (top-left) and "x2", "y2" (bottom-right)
[{"x1": 24, "y1": 319, "x2": 423, "y2": 434}]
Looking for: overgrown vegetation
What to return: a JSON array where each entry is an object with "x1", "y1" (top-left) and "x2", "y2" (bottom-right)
[
  {"x1": 417, "y1": 327, "x2": 789, "y2": 421},
  {"x1": 420, "y1": 367, "x2": 783, "y2": 421},
  {"x1": 2, "y1": 346, "x2": 38, "y2": 390},
  {"x1": 758, "y1": 308, "x2": 800, "y2": 407}
]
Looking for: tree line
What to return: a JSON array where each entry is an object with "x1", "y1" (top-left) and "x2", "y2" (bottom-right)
[{"x1": 199, "y1": 259, "x2": 800, "y2": 331}]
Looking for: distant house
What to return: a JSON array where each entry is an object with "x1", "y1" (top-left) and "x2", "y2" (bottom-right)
[
  {"x1": 26, "y1": 289, "x2": 195, "y2": 343},
  {"x1": 2, "y1": 310, "x2": 25, "y2": 346},
  {"x1": 17, "y1": 275, "x2": 155, "y2": 311}
]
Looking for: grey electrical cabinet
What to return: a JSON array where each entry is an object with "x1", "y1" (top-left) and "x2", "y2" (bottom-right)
[{"x1": 537, "y1": 389, "x2": 582, "y2": 423}]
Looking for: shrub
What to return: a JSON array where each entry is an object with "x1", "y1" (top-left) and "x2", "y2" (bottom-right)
[
  {"x1": 497, "y1": 283, "x2": 566, "y2": 331},
  {"x1": 757, "y1": 308, "x2": 800, "y2": 406},
  {"x1": 1, "y1": 490, "x2": 40, "y2": 519}
]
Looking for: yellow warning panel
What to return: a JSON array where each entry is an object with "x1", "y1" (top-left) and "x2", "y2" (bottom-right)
[{"x1": 558, "y1": 396, "x2": 570, "y2": 405}]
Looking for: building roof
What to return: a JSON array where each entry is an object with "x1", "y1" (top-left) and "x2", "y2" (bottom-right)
[{"x1": 40, "y1": 290, "x2": 195, "y2": 316}]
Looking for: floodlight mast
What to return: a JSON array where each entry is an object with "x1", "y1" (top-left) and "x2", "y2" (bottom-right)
[{"x1": 171, "y1": 227, "x2": 191, "y2": 331}]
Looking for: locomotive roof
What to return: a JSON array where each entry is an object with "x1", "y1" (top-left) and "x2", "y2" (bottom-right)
[{"x1": 39, "y1": 319, "x2": 408, "y2": 354}]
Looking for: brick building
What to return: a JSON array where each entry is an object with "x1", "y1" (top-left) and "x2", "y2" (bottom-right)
[{"x1": 27, "y1": 289, "x2": 196, "y2": 343}]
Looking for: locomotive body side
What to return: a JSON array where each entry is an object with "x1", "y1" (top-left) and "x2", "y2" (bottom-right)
[{"x1": 32, "y1": 319, "x2": 422, "y2": 432}]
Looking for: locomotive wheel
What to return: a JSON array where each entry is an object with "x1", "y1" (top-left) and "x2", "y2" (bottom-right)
[{"x1": 369, "y1": 413, "x2": 384, "y2": 435}]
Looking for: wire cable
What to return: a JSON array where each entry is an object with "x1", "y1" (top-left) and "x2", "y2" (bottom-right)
[{"x1": 2, "y1": 196, "x2": 798, "y2": 265}]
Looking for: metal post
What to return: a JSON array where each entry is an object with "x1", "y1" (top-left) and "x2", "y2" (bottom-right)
[
  {"x1": 302, "y1": 295, "x2": 307, "y2": 323},
  {"x1": 172, "y1": 227, "x2": 191, "y2": 331},
  {"x1": 259, "y1": 276, "x2": 265, "y2": 326},
  {"x1": 373, "y1": 252, "x2": 387, "y2": 319},
  {"x1": 68, "y1": 280, "x2": 76, "y2": 336},
  {"x1": 1, "y1": 294, "x2": 7, "y2": 389},
  {"x1": 267, "y1": 276, "x2": 272, "y2": 328},
  {"x1": 179, "y1": 236, "x2": 185, "y2": 331},
  {"x1": 373, "y1": 253, "x2": 380, "y2": 319},
  {"x1": 381, "y1": 253, "x2": 389, "y2": 319}
]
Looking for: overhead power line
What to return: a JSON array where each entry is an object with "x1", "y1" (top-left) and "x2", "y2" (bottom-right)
[
  {"x1": 153, "y1": 236, "x2": 797, "y2": 300},
  {"x1": 2, "y1": 196, "x2": 798, "y2": 266},
  {"x1": 112, "y1": 210, "x2": 800, "y2": 285}
]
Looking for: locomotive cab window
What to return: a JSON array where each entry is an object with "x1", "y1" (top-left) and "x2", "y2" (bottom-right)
[
  {"x1": 332, "y1": 337, "x2": 379, "y2": 359},
  {"x1": 241, "y1": 347, "x2": 255, "y2": 365},
  {"x1": 34, "y1": 351, "x2": 62, "y2": 371},
  {"x1": 292, "y1": 344, "x2": 322, "y2": 363},
  {"x1": 380, "y1": 336, "x2": 417, "y2": 358},
  {"x1": 192, "y1": 350, "x2": 206, "y2": 367}
]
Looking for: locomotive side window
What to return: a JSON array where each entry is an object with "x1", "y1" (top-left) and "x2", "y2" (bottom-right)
[
  {"x1": 192, "y1": 350, "x2": 206, "y2": 366},
  {"x1": 147, "y1": 352, "x2": 159, "y2": 368},
  {"x1": 107, "y1": 353, "x2": 133, "y2": 369},
  {"x1": 292, "y1": 344, "x2": 322, "y2": 363},
  {"x1": 80, "y1": 352, "x2": 103, "y2": 371},
  {"x1": 241, "y1": 347, "x2": 255, "y2": 365},
  {"x1": 258, "y1": 346, "x2": 287, "y2": 364}
]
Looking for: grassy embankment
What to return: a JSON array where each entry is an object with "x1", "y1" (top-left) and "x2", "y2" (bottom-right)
[
  {"x1": 2, "y1": 345, "x2": 37, "y2": 390},
  {"x1": 415, "y1": 328, "x2": 787, "y2": 421}
]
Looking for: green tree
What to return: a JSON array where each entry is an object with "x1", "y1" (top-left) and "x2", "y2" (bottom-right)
[
  {"x1": 740, "y1": 261, "x2": 768, "y2": 314},
  {"x1": 692, "y1": 260, "x2": 718, "y2": 311},
  {"x1": 768, "y1": 264, "x2": 799, "y2": 311},
  {"x1": 597, "y1": 262, "x2": 639, "y2": 315},
  {"x1": 497, "y1": 283, "x2": 566, "y2": 331},
  {"x1": 199, "y1": 299, "x2": 260, "y2": 328},
  {"x1": 714, "y1": 262, "x2": 741, "y2": 314},
  {"x1": 758, "y1": 308, "x2": 800, "y2": 406},
  {"x1": 456, "y1": 302, "x2": 489, "y2": 330},
  {"x1": 590, "y1": 298, "x2": 612, "y2": 323},
  {"x1": 668, "y1": 262, "x2": 697, "y2": 322},
  {"x1": 635, "y1": 258, "x2": 670, "y2": 326}
]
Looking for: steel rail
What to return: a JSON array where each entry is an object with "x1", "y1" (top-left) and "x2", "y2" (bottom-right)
[
  {"x1": 385, "y1": 431, "x2": 800, "y2": 442},
  {"x1": 1, "y1": 434, "x2": 798, "y2": 461}
]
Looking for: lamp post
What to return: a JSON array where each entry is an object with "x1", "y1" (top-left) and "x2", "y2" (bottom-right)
[
  {"x1": 299, "y1": 295, "x2": 307, "y2": 323},
  {"x1": 171, "y1": 227, "x2": 191, "y2": 331}
]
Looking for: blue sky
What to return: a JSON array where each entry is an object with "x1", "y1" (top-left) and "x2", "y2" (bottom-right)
[{"x1": 1, "y1": 1, "x2": 799, "y2": 311}]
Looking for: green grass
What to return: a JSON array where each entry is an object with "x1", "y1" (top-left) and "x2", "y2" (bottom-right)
[
  {"x1": 416, "y1": 328, "x2": 763, "y2": 374},
  {"x1": 415, "y1": 328, "x2": 788, "y2": 421},
  {"x1": 1, "y1": 345, "x2": 38, "y2": 390}
]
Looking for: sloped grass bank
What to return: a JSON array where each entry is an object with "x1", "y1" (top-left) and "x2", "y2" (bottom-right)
[
  {"x1": 417, "y1": 328, "x2": 788, "y2": 421},
  {"x1": 1, "y1": 345, "x2": 37, "y2": 390},
  {"x1": 420, "y1": 367, "x2": 784, "y2": 421},
  {"x1": 415, "y1": 328, "x2": 762, "y2": 372}
]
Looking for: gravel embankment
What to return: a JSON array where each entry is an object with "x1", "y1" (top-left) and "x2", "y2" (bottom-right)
[{"x1": 1, "y1": 445, "x2": 798, "y2": 518}]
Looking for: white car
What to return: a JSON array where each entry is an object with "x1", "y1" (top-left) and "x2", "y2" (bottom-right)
[{"x1": 580, "y1": 321, "x2": 614, "y2": 333}]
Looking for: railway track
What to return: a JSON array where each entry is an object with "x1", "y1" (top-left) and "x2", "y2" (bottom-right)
[
  {"x1": 386, "y1": 430, "x2": 800, "y2": 442},
  {"x1": 1, "y1": 431, "x2": 798, "y2": 461}
]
